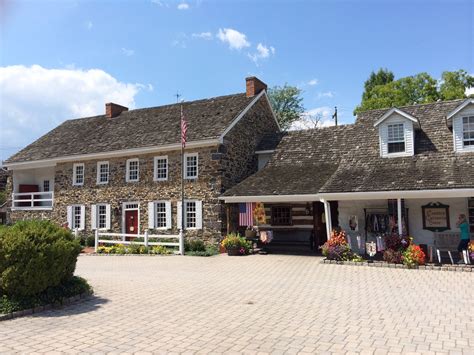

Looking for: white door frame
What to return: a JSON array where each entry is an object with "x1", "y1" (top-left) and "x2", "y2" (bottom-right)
[{"x1": 122, "y1": 202, "x2": 140, "y2": 235}]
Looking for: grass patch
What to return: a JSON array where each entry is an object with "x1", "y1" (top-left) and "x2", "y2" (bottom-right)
[{"x1": 0, "y1": 276, "x2": 92, "y2": 314}]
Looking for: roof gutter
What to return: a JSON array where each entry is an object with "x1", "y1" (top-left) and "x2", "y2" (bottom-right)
[
  {"x1": 3, "y1": 139, "x2": 221, "y2": 170},
  {"x1": 220, "y1": 188, "x2": 474, "y2": 203}
]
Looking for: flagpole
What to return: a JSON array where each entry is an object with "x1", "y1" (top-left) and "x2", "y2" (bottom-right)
[{"x1": 180, "y1": 104, "x2": 185, "y2": 236}]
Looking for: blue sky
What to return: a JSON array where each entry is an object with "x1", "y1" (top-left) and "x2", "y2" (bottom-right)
[{"x1": 0, "y1": 0, "x2": 473, "y2": 161}]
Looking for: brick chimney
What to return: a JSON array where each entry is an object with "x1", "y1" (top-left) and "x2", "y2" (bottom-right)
[
  {"x1": 105, "y1": 103, "x2": 128, "y2": 119},
  {"x1": 246, "y1": 76, "x2": 267, "y2": 97}
]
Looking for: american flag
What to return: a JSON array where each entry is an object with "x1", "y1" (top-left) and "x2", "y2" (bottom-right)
[
  {"x1": 239, "y1": 202, "x2": 255, "y2": 227},
  {"x1": 181, "y1": 105, "x2": 187, "y2": 148}
]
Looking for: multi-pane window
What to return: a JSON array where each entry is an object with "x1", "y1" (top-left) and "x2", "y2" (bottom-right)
[
  {"x1": 186, "y1": 201, "x2": 197, "y2": 228},
  {"x1": 126, "y1": 159, "x2": 139, "y2": 182},
  {"x1": 154, "y1": 156, "x2": 168, "y2": 181},
  {"x1": 387, "y1": 123, "x2": 405, "y2": 153},
  {"x1": 43, "y1": 180, "x2": 50, "y2": 192},
  {"x1": 462, "y1": 116, "x2": 474, "y2": 147},
  {"x1": 73, "y1": 205, "x2": 82, "y2": 229},
  {"x1": 97, "y1": 162, "x2": 109, "y2": 184},
  {"x1": 155, "y1": 202, "x2": 167, "y2": 228},
  {"x1": 97, "y1": 204, "x2": 107, "y2": 229},
  {"x1": 185, "y1": 154, "x2": 198, "y2": 179},
  {"x1": 73, "y1": 163, "x2": 84, "y2": 185},
  {"x1": 271, "y1": 206, "x2": 292, "y2": 226}
]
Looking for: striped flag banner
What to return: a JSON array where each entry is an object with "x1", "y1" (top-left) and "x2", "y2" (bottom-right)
[
  {"x1": 181, "y1": 105, "x2": 188, "y2": 148},
  {"x1": 239, "y1": 202, "x2": 255, "y2": 227}
]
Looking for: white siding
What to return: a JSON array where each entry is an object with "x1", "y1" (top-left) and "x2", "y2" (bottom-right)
[
  {"x1": 452, "y1": 105, "x2": 474, "y2": 153},
  {"x1": 379, "y1": 114, "x2": 415, "y2": 158}
]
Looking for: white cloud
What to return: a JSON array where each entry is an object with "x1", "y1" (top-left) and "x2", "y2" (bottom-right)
[
  {"x1": 248, "y1": 43, "x2": 275, "y2": 64},
  {"x1": 151, "y1": 0, "x2": 168, "y2": 6},
  {"x1": 0, "y1": 65, "x2": 145, "y2": 161},
  {"x1": 466, "y1": 86, "x2": 474, "y2": 96},
  {"x1": 85, "y1": 21, "x2": 93, "y2": 30},
  {"x1": 308, "y1": 79, "x2": 318, "y2": 86},
  {"x1": 290, "y1": 106, "x2": 336, "y2": 130},
  {"x1": 121, "y1": 48, "x2": 135, "y2": 56},
  {"x1": 177, "y1": 3, "x2": 189, "y2": 10},
  {"x1": 192, "y1": 32, "x2": 213, "y2": 40},
  {"x1": 317, "y1": 91, "x2": 334, "y2": 99},
  {"x1": 217, "y1": 28, "x2": 250, "y2": 50}
]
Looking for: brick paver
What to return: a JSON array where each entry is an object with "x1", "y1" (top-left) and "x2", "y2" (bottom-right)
[{"x1": 0, "y1": 254, "x2": 473, "y2": 354}]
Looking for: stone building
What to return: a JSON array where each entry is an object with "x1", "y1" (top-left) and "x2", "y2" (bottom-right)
[{"x1": 3, "y1": 77, "x2": 280, "y2": 243}]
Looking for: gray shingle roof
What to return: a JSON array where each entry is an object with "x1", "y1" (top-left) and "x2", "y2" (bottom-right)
[
  {"x1": 6, "y1": 93, "x2": 253, "y2": 163},
  {"x1": 223, "y1": 99, "x2": 474, "y2": 197}
]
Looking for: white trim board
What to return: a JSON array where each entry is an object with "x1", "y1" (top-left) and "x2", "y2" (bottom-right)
[
  {"x1": 446, "y1": 98, "x2": 474, "y2": 121},
  {"x1": 374, "y1": 108, "x2": 420, "y2": 129},
  {"x1": 4, "y1": 139, "x2": 220, "y2": 170},
  {"x1": 220, "y1": 188, "x2": 474, "y2": 203},
  {"x1": 219, "y1": 90, "x2": 281, "y2": 143}
]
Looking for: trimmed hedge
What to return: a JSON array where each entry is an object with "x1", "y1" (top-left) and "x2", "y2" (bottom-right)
[{"x1": 0, "y1": 220, "x2": 81, "y2": 298}]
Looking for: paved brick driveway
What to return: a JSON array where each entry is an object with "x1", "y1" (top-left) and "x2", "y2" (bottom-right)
[{"x1": 1, "y1": 254, "x2": 473, "y2": 354}]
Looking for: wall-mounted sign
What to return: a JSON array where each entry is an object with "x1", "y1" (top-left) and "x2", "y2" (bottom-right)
[
  {"x1": 422, "y1": 202, "x2": 450, "y2": 232},
  {"x1": 366, "y1": 241, "x2": 377, "y2": 257}
]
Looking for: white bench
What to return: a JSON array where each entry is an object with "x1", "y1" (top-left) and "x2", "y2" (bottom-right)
[{"x1": 433, "y1": 232, "x2": 470, "y2": 265}]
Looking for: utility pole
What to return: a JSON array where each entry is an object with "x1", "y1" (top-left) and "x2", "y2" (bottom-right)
[{"x1": 332, "y1": 106, "x2": 338, "y2": 126}]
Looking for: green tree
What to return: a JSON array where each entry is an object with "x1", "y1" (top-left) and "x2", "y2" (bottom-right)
[
  {"x1": 355, "y1": 69, "x2": 474, "y2": 115},
  {"x1": 362, "y1": 68, "x2": 395, "y2": 98},
  {"x1": 268, "y1": 84, "x2": 305, "y2": 130},
  {"x1": 439, "y1": 70, "x2": 474, "y2": 100}
]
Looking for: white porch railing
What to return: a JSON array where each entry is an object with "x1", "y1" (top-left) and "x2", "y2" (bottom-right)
[
  {"x1": 11, "y1": 191, "x2": 54, "y2": 210},
  {"x1": 95, "y1": 230, "x2": 184, "y2": 255}
]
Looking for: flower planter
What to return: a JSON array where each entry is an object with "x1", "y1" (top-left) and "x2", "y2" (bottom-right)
[{"x1": 226, "y1": 247, "x2": 243, "y2": 256}]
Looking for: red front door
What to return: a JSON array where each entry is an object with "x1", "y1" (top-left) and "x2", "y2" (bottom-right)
[{"x1": 125, "y1": 210, "x2": 138, "y2": 235}]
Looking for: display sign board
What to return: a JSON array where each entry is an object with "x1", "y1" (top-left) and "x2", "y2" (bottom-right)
[{"x1": 422, "y1": 202, "x2": 450, "y2": 232}]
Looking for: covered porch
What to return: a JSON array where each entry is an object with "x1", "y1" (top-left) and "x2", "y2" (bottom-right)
[
  {"x1": 222, "y1": 195, "x2": 339, "y2": 255},
  {"x1": 320, "y1": 189, "x2": 474, "y2": 263}
]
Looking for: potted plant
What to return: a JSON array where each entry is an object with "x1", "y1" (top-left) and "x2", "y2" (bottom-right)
[{"x1": 221, "y1": 233, "x2": 251, "y2": 256}]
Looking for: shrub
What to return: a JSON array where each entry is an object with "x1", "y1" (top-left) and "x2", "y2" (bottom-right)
[
  {"x1": 185, "y1": 239, "x2": 206, "y2": 252},
  {"x1": 221, "y1": 233, "x2": 252, "y2": 254},
  {"x1": 150, "y1": 245, "x2": 172, "y2": 255},
  {"x1": 383, "y1": 249, "x2": 403, "y2": 263},
  {"x1": 85, "y1": 235, "x2": 95, "y2": 247},
  {"x1": 402, "y1": 244, "x2": 426, "y2": 268},
  {"x1": 0, "y1": 276, "x2": 92, "y2": 314},
  {"x1": 0, "y1": 220, "x2": 81, "y2": 297},
  {"x1": 186, "y1": 245, "x2": 218, "y2": 257}
]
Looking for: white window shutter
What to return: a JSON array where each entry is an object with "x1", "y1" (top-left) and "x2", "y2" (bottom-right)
[
  {"x1": 67, "y1": 206, "x2": 73, "y2": 229},
  {"x1": 177, "y1": 201, "x2": 182, "y2": 230},
  {"x1": 196, "y1": 201, "x2": 203, "y2": 229},
  {"x1": 91, "y1": 205, "x2": 97, "y2": 230},
  {"x1": 148, "y1": 202, "x2": 155, "y2": 229},
  {"x1": 453, "y1": 116, "x2": 464, "y2": 152},
  {"x1": 105, "y1": 204, "x2": 111, "y2": 230},
  {"x1": 80, "y1": 205, "x2": 86, "y2": 230},
  {"x1": 165, "y1": 201, "x2": 172, "y2": 229}
]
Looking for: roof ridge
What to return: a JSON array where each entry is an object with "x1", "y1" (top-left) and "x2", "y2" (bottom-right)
[
  {"x1": 66, "y1": 92, "x2": 247, "y2": 122},
  {"x1": 357, "y1": 98, "x2": 466, "y2": 116}
]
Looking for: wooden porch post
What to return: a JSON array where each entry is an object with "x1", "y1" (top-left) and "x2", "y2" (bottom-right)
[{"x1": 397, "y1": 198, "x2": 403, "y2": 236}]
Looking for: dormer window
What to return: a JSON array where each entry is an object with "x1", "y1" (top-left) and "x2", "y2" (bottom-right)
[
  {"x1": 446, "y1": 99, "x2": 474, "y2": 153},
  {"x1": 387, "y1": 123, "x2": 405, "y2": 153},
  {"x1": 374, "y1": 108, "x2": 419, "y2": 158},
  {"x1": 462, "y1": 116, "x2": 474, "y2": 147}
]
